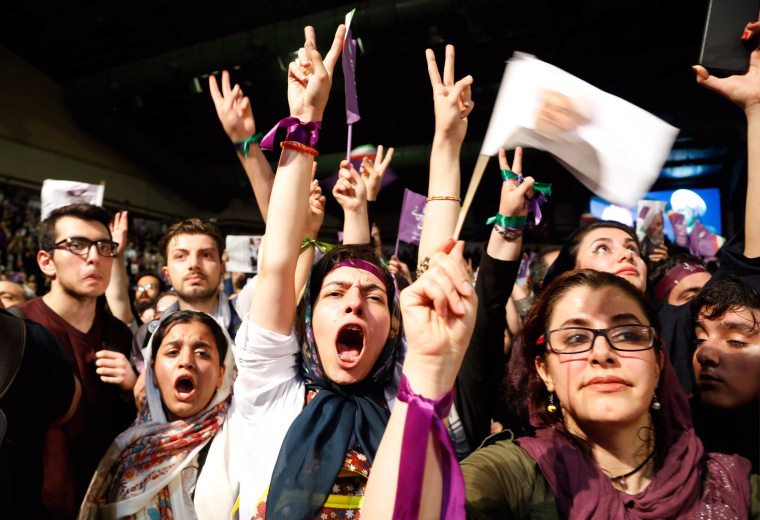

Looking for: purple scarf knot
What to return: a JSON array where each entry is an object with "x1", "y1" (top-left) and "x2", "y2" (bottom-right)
[{"x1": 393, "y1": 374, "x2": 465, "y2": 519}]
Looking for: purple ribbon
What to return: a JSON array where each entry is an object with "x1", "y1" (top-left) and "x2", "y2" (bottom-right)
[
  {"x1": 526, "y1": 192, "x2": 547, "y2": 227},
  {"x1": 392, "y1": 373, "x2": 465, "y2": 519},
  {"x1": 259, "y1": 117, "x2": 321, "y2": 151}
]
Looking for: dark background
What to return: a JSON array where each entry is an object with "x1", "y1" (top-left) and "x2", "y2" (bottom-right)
[{"x1": 0, "y1": 0, "x2": 750, "y2": 242}]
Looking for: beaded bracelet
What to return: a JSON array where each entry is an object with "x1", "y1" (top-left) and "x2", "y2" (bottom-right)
[
  {"x1": 234, "y1": 132, "x2": 265, "y2": 158},
  {"x1": 280, "y1": 140, "x2": 319, "y2": 157},
  {"x1": 493, "y1": 224, "x2": 523, "y2": 242},
  {"x1": 426, "y1": 195, "x2": 461, "y2": 203}
]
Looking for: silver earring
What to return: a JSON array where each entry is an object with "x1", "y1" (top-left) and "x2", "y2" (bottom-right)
[{"x1": 651, "y1": 391, "x2": 661, "y2": 411}]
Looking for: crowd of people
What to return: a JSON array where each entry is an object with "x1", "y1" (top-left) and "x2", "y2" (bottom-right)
[{"x1": 0, "y1": 17, "x2": 758, "y2": 520}]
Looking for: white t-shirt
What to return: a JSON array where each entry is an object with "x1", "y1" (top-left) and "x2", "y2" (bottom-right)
[{"x1": 232, "y1": 317, "x2": 304, "y2": 520}]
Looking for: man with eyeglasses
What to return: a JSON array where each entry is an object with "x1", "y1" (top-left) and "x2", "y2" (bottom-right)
[
  {"x1": 133, "y1": 271, "x2": 162, "y2": 315},
  {"x1": 15, "y1": 203, "x2": 135, "y2": 519}
]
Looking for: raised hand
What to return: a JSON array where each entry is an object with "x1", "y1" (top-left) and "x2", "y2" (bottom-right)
[
  {"x1": 307, "y1": 170, "x2": 327, "y2": 239},
  {"x1": 497, "y1": 147, "x2": 534, "y2": 218},
  {"x1": 333, "y1": 160, "x2": 367, "y2": 213},
  {"x1": 360, "y1": 145, "x2": 394, "y2": 201},
  {"x1": 694, "y1": 20, "x2": 760, "y2": 113},
  {"x1": 400, "y1": 238, "x2": 477, "y2": 398},
  {"x1": 287, "y1": 25, "x2": 346, "y2": 122},
  {"x1": 388, "y1": 255, "x2": 412, "y2": 284},
  {"x1": 109, "y1": 210, "x2": 129, "y2": 257},
  {"x1": 209, "y1": 70, "x2": 257, "y2": 142},
  {"x1": 426, "y1": 45, "x2": 474, "y2": 143},
  {"x1": 95, "y1": 350, "x2": 137, "y2": 391}
]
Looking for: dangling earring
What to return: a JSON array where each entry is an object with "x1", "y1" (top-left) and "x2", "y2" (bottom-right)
[
  {"x1": 547, "y1": 393, "x2": 558, "y2": 413},
  {"x1": 651, "y1": 391, "x2": 661, "y2": 411}
]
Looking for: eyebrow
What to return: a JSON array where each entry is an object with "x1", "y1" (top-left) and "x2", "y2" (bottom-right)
[
  {"x1": 170, "y1": 247, "x2": 217, "y2": 254},
  {"x1": 162, "y1": 339, "x2": 214, "y2": 349},
  {"x1": 322, "y1": 279, "x2": 387, "y2": 294},
  {"x1": 557, "y1": 313, "x2": 644, "y2": 328},
  {"x1": 696, "y1": 319, "x2": 758, "y2": 335}
]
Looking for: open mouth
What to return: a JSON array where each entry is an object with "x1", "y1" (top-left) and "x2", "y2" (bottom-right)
[
  {"x1": 174, "y1": 376, "x2": 196, "y2": 400},
  {"x1": 336, "y1": 324, "x2": 365, "y2": 365}
]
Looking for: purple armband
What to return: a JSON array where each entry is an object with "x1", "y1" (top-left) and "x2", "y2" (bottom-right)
[
  {"x1": 259, "y1": 117, "x2": 321, "y2": 151},
  {"x1": 392, "y1": 373, "x2": 465, "y2": 519}
]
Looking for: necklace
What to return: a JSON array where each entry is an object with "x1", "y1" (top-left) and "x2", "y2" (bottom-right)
[{"x1": 609, "y1": 449, "x2": 655, "y2": 489}]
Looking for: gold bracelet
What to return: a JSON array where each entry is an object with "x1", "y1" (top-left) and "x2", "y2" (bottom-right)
[
  {"x1": 416, "y1": 256, "x2": 430, "y2": 278},
  {"x1": 426, "y1": 195, "x2": 461, "y2": 203}
]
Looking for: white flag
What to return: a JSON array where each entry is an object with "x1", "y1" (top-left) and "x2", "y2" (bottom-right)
[
  {"x1": 40, "y1": 179, "x2": 105, "y2": 220},
  {"x1": 481, "y1": 53, "x2": 679, "y2": 207}
]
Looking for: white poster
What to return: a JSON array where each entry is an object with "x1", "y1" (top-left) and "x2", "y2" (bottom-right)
[{"x1": 225, "y1": 235, "x2": 262, "y2": 273}]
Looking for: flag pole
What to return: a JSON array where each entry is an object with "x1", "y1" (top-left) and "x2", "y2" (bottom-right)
[{"x1": 453, "y1": 154, "x2": 490, "y2": 240}]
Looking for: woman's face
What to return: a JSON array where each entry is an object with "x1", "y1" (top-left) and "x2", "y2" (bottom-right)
[
  {"x1": 535, "y1": 285, "x2": 662, "y2": 436},
  {"x1": 153, "y1": 320, "x2": 225, "y2": 420},
  {"x1": 575, "y1": 227, "x2": 647, "y2": 291},
  {"x1": 312, "y1": 266, "x2": 391, "y2": 385}
]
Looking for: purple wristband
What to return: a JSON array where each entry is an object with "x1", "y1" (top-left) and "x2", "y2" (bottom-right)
[
  {"x1": 259, "y1": 117, "x2": 321, "y2": 151},
  {"x1": 392, "y1": 373, "x2": 465, "y2": 519}
]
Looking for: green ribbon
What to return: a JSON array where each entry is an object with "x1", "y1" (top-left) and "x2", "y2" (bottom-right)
[
  {"x1": 532, "y1": 182, "x2": 552, "y2": 196},
  {"x1": 301, "y1": 236, "x2": 336, "y2": 254},
  {"x1": 485, "y1": 214, "x2": 527, "y2": 229},
  {"x1": 500, "y1": 169, "x2": 520, "y2": 181},
  {"x1": 235, "y1": 132, "x2": 265, "y2": 158},
  {"x1": 500, "y1": 169, "x2": 552, "y2": 196}
]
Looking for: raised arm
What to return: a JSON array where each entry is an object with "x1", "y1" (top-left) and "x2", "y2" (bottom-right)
[
  {"x1": 105, "y1": 210, "x2": 135, "y2": 325},
  {"x1": 417, "y1": 45, "x2": 474, "y2": 264},
  {"x1": 694, "y1": 19, "x2": 760, "y2": 257},
  {"x1": 250, "y1": 24, "x2": 345, "y2": 335},
  {"x1": 363, "y1": 239, "x2": 477, "y2": 520},
  {"x1": 333, "y1": 160, "x2": 370, "y2": 244},
  {"x1": 210, "y1": 70, "x2": 275, "y2": 222},
  {"x1": 295, "y1": 174, "x2": 327, "y2": 300},
  {"x1": 454, "y1": 147, "x2": 535, "y2": 451}
]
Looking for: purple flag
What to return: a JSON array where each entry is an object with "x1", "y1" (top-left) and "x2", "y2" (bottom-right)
[
  {"x1": 689, "y1": 221, "x2": 725, "y2": 259},
  {"x1": 395, "y1": 189, "x2": 427, "y2": 256},
  {"x1": 343, "y1": 9, "x2": 360, "y2": 125},
  {"x1": 668, "y1": 212, "x2": 689, "y2": 248}
]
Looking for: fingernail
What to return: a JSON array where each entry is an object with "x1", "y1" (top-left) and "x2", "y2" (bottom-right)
[
  {"x1": 691, "y1": 65, "x2": 699, "y2": 74},
  {"x1": 462, "y1": 280, "x2": 474, "y2": 296},
  {"x1": 742, "y1": 31, "x2": 751, "y2": 40},
  {"x1": 457, "y1": 300, "x2": 466, "y2": 314}
]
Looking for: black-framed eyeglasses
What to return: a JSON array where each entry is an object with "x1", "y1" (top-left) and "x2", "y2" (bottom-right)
[
  {"x1": 50, "y1": 237, "x2": 119, "y2": 258},
  {"x1": 538, "y1": 324, "x2": 656, "y2": 354},
  {"x1": 136, "y1": 283, "x2": 157, "y2": 292}
]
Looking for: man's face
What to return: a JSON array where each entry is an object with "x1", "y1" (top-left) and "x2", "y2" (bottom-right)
[
  {"x1": 135, "y1": 275, "x2": 161, "y2": 305},
  {"x1": 535, "y1": 91, "x2": 583, "y2": 137},
  {"x1": 0, "y1": 281, "x2": 25, "y2": 308},
  {"x1": 40, "y1": 216, "x2": 113, "y2": 300},
  {"x1": 694, "y1": 306, "x2": 760, "y2": 409},
  {"x1": 162, "y1": 233, "x2": 223, "y2": 306}
]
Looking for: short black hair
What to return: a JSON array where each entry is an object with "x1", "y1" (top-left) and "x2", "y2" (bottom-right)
[
  {"x1": 692, "y1": 277, "x2": 760, "y2": 333},
  {"x1": 38, "y1": 204, "x2": 112, "y2": 251},
  {"x1": 150, "y1": 310, "x2": 228, "y2": 365},
  {"x1": 135, "y1": 271, "x2": 164, "y2": 291}
]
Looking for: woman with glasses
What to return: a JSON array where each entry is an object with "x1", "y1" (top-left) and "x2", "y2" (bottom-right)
[{"x1": 363, "y1": 269, "x2": 756, "y2": 518}]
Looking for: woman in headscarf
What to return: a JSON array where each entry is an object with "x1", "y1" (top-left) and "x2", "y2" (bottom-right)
[
  {"x1": 79, "y1": 310, "x2": 237, "y2": 519},
  {"x1": 226, "y1": 22, "x2": 412, "y2": 520},
  {"x1": 363, "y1": 269, "x2": 757, "y2": 519}
]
